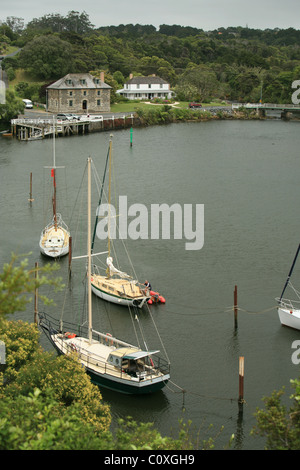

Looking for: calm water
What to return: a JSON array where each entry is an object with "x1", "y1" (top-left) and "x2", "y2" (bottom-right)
[{"x1": 1, "y1": 120, "x2": 300, "y2": 450}]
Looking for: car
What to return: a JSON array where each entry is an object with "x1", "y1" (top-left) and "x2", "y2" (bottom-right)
[
  {"x1": 56, "y1": 113, "x2": 81, "y2": 121},
  {"x1": 189, "y1": 102, "x2": 202, "y2": 109},
  {"x1": 22, "y1": 99, "x2": 33, "y2": 109},
  {"x1": 56, "y1": 113, "x2": 74, "y2": 121}
]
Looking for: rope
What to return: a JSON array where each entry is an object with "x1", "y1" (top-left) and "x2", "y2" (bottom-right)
[
  {"x1": 165, "y1": 379, "x2": 242, "y2": 404},
  {"x1": 162, "y1": 304, "x2": 278, "y2": 317}
]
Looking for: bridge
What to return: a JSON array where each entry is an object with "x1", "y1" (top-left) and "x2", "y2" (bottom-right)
[{"x1": 232, "y1": 102, "x2": 300, "y2": 118}]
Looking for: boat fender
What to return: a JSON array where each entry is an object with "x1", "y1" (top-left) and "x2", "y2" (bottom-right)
[
  {"x1": 65, "y1": 332, "x2": 76, "y2": 339},
  {"x1": 70, "y1": 343, "x2": 78, "y2": 352},
  {"x1": 105, "y1": 333, "x2": 114, "y2": 346},
  {"x1": 290, "y1": 310, "x2": 293, "y2": 314},
  {"x1": 148, "y1": 299, "x2": 153, "y2": 305}
]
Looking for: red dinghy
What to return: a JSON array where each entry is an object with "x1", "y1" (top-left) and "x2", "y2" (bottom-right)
[{"x1": 148, "y1": 291, "x2": 166, "y2": 305}]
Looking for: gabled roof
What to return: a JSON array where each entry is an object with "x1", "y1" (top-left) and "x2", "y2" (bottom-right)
[
  {"x1": 47, "y1": 73, "x2": 111, "y2": 89},
  {"x1": 126, "y1": 76, "x2": 168, "y2": 85}
]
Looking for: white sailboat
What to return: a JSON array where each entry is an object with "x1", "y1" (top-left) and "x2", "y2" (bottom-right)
[
  {"x1": 277, "y1": 243, "x2": 300, "y2": 330},
  {"x1": 39, "y1": 124, "x2": 70, "y2": 258},
  {"x1": 90, "y1": 136, "x2": 150, "y2": 308},
  {"x1": 38, "y1": 158, "x2": 170, "y2": 394}
]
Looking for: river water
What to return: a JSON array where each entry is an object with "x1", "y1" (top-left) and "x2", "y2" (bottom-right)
[{"x1": 1, "y1": 119, "x2": 300, "y2": 450}]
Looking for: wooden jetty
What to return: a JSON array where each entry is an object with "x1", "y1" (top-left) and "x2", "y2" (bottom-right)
[{"x1": 11, "y1": 114, "x2": 135, "y2": 141}]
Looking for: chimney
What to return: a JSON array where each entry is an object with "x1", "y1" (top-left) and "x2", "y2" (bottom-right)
[{"x1": 100, "y1": 71, "x2": 105, "y2": 82}]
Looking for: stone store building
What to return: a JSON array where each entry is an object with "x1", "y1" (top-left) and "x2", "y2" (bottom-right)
[{"x1": 46, "y1": 72, "x2": 111, "y2": 114}]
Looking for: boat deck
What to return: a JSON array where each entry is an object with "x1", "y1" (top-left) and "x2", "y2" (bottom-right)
[
  {"x1": 40, "y1": 224, "x2": 69, "y2": 248},
  {"x1": 91, "y1": 274, "x2": 146, "y2": 299},
  {"x1": 52, "y1": 333, "x2": 165, "y2": 382}
]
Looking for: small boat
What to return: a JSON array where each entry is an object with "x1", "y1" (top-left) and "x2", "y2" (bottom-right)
[
  {"x1": 38, "y1": 157, "x2": 170, "y2": 394},
  {"x1": 39, "y1": 123, "x2": 70, "y2": 258},
  {"x1": 277, "y1": 243, "x2": 300, "y2": 330},
  {"x1": 91, "y1": 136, "x2": 150, "y2": 308},
  {"x1": 148, "y1": 291, "x2": 166, "y2": 305}
]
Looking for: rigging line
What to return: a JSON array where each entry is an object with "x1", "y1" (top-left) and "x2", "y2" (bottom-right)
[
  {"x1": 91, "y1": 144, "x2": 110, "y2": 253},
  {"x1": 166, "y1": 380, "x2": 240, "y2": 403},
  {"x1": 146, "y1": 305, "x2": 170, "y2": 363},
  {"x1": 289, "y1": 281, "x2": 300, "y2": 300},
  {"x1": 127, "y1": 304, "x2": 142, "y2": 349},
  {"x1": 68, "y1": 161, "x2": 87, "y2": 228}
]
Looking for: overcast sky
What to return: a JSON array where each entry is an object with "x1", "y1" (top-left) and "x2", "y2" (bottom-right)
[{"x1": 1, "y1": 0, "x2": 300, "y2": 30}]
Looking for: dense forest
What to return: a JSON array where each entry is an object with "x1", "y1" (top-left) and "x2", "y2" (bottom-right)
[{"x1": 1, "y1": 11, "x2": 300, "y2": 103}]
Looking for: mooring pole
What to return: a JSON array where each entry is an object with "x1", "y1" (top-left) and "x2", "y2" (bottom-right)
[
  {"x1": 130, "y1": 127, "x2": 133, "y2": 147},
  {"x1": 28, "y1": 172, "x2": 34, "y2": 203},
  {"x1": 234, "y1": 285, "x2": 238, "y2": 328},
  {"x1": 34, "y1": 262, "x2": 38, "y2": 324},
  {"x1": 238, "y1": 356, "x2": 245, "y2": 413},
  {"x1": 68, "y1": 236, "x2": 72, "y2": 277}
]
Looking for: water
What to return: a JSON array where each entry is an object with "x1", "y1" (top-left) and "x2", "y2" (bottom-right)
[{"x1": 1, "y1": 120, "x2": 300, "y2": 450}]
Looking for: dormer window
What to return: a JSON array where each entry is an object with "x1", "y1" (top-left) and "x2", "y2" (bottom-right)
[
  {"x1": 80, "y1": 79, "x2": 86, "y2": 85},
  {"x1": 66, "y1": 79, "x2": 73, "y2": 86}
]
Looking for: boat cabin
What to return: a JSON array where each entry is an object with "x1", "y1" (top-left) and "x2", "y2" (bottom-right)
[{"x1": 107, "y1": 347, "x2": 159, "y2": 377}]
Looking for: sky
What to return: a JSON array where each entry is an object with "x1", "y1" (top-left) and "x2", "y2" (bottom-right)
[{"x1": 1, "y1": 0, "x2": 300, "y2": 31}]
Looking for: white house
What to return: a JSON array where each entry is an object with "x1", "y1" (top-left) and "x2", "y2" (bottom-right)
[{"x1": 117, "y1": 74, "x2": 173, "y2": 101}]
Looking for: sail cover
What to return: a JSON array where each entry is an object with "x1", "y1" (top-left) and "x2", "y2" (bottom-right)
[{"x1": 106, "y1": 256, "x2": 131, "y2": 279}]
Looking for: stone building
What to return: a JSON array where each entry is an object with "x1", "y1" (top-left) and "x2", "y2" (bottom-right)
[{"x1": 47, "y1": 72, "x2": 111, "y2": 114}]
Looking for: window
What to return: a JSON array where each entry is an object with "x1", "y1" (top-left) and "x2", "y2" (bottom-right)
[
  {"x1": 148, "y1": 84, "x2": 151, "y2": 88},
  {"x1": 69, "y1": 91, "x2": 73, "y2": 96},
  {"x1": 83, "y1": 90, "x2": 87, "y2": 96},
  {"x1": 80, "y1": 79, "x2": 86, "y2": 85},
  {"x1": 97, "y1": 90, "x2": 100, "y2": 96},
  {"x1": 137, "y1": 84, "x2": 140, "y2": 89},
  {"x1": 97, "y1": 99, "x2": 101, "y2": 106},
  {"x1": 69, "y1": 100, "x2": 73, "y2": 107}
]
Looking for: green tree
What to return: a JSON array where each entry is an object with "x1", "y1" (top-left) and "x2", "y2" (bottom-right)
[
  {"x1": 19, "y1": 35, "x2": 74, "y2": 79},
  {"x1": 252, "y1": 378, "x2": 300, "y2": 449},
  {"x1": 0, "y1": 89, "x2": 24, "y2": 128}
]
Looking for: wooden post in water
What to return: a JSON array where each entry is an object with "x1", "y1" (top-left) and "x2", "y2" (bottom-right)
[
  {"x1": 234, "y1": 285, "x2": 238, "y2": 328},
  {"x1": 68, "y1": 236, "x2": 72, "y2": 277},
  {"x1": 28, "y1": 172, "x2": 34, "y2": 203},
  {"x1": 238, "y1": 356, "x2": 245, "y2": 412},
  {"x1": 34, "y1": 262, "x2": 38, "y2": 324}
]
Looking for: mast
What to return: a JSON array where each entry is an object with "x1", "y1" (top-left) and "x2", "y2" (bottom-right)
[
  {"x1": 52, "y1": 118, "x2": 57, "y2": 230},
  {"x1": 107, "y1": 136, "x2": 112, "y2": 261},
  {"x1": 91, "y1": 136, "x2": 111, "y2": 253},
  {"x1": 87, "y1": 158, "x2": 93, "y2": 343},
  {"x1": 279, "y1": 243, "x2": 300, "y2": 301}
]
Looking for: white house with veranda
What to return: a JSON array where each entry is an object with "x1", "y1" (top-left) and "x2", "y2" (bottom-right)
[{"x1": 117, "y1": 74, "x2": 173, "y2": 101}]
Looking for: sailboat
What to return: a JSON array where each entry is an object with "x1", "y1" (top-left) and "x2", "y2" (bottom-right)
[
  {"x1": 38, "y1": 158, "x2": 170, "y2": 394},
  {"x1": 90, "y1": 136, "x2": 150, "y2": 308},
  {"x1": 39, "y1": 123, "x2": 70, "y2": 258},
  {"x1": 277, "y1": 243, "x2": 300, "y2": 330}
]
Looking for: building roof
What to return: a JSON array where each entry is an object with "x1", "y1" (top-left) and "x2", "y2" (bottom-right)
[
  {"x1": 47, "y1": 73, "x2": 111, "y2": 89},
  {"x1": 126, "y1": 76, "x2": 168, "y2": 85}
]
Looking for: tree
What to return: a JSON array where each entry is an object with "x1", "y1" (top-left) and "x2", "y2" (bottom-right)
[
  {"x1": 19, "y1": 35, "x2": 74, "y2": 79},
  {"x1": 252, "y1": 378, "x2": 300, "y2": 450},
  {"x1": 0, "y1": 89, "x2": 24, "y2": 127}
]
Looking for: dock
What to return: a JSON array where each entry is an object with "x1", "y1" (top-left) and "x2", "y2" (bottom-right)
[{"x1": 10, "y1": 114, "x2": 135, "y2": 141}]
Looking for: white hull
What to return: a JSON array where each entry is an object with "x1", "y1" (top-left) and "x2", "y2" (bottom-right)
[
  {"x1": 278, "y1": 307, "x2": 300, "y2": 330},
  {"x1": 39, "y1": 215, "x2": 70, "y2": 258},
  {"x1": 91, "y1": 282, "x2": 149, "y2": 308}
]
